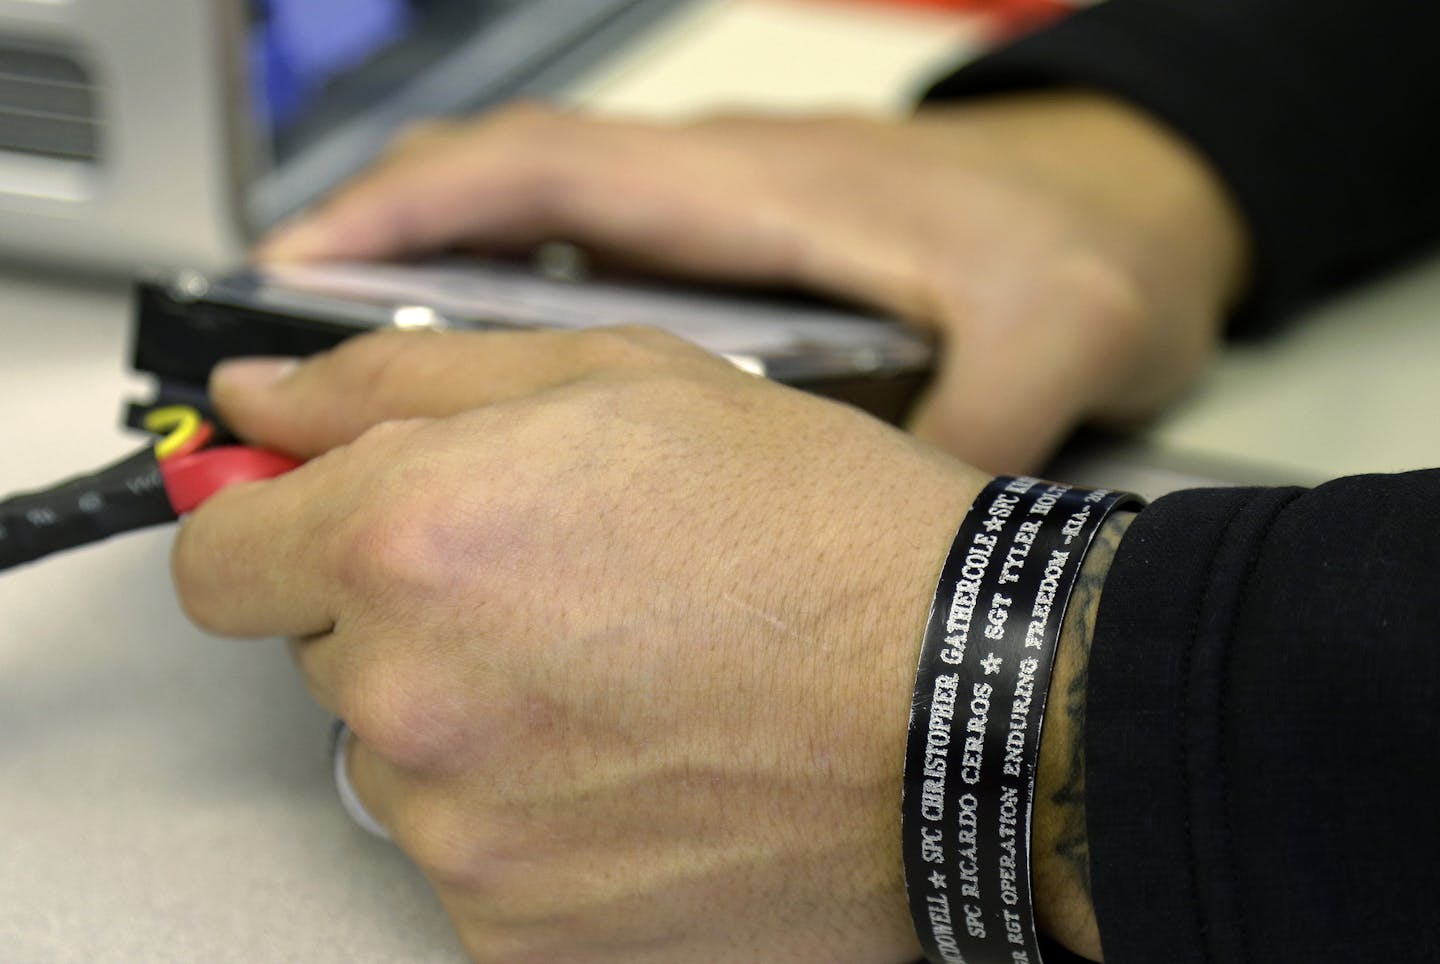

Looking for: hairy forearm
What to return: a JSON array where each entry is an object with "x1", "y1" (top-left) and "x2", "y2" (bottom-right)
[{"x1": 1030, "y1": 509, "x2": 1135, "y2": 961}]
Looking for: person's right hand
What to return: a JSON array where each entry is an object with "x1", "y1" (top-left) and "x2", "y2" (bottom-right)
[
  {"x1": 173, "y1": 326, "x2": 989, "y2": 963},
  {"x1": 257, "y1": 92, "x2": 1248, "y2": 472},
  {"x1": 172, "y1": 326, "x2": 1111, "y2": 961}
]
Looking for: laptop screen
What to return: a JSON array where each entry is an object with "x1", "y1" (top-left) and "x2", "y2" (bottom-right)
[{"x1": 241, "y1": 0, "x2": 678, "y2": 230}]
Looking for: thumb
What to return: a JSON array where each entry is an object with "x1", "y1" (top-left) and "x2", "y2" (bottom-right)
[
  {"x1": 253, "y1": 108, "x2": 564, "y2": 263},
  {"x1": 906, "y1": 303, "x2": 1136, "y2": 475},
  {"x1": 208, "y1": 325, "x2": 702, "y2": 458},
  {"x1": 208, "y1": 331, "x2": 483, "y2": 458},
  {"x1": 906, "y1": 254, "x2": 1161, "y2": 473},
  {"x1": 208, "y1": 354, "x2": 377, "y2": 460},
  {"x1": 906, "y1": 339, "x2": 1088, "y2": 475}
]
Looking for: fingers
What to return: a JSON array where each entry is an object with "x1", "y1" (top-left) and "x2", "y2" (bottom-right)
[
  {"x1": 256, "y1": 105, "x2": 569, "y2": 263},
  {"x1": 906, "y1": 317, "x2": 1090, "y2": 473},
  {"x1": 254, "y1": 104, "x2": 817, "y2": 291},
  {"x1": 209, "y1": 331, "x2": 479, "y2": 457},
  {"x1": 171, "y1": 455, "x2": 353, "y2": 638},
  {"x1": 185, "y1": 324, "x2": 715, "y2": 635},
  {"x1": 209, "y1": 325, "x2": 707, "y2": 458}
]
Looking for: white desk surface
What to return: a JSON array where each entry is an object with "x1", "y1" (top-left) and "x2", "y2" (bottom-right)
[{"x1": 1, "y1": 1, "x2": 1436, "y2": 961}]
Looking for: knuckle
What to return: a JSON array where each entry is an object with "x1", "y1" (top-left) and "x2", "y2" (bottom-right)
[
  {"x1": 572, "y1": 324, "x2": 700, "y2": 369},
  {"x1": 395, "y1": 798, "x2": 486, "y2": 887},
  {"x1": 341, "y1": 661, "x2": 466, "y2": 771},
  {"x1": 573, "y1": 325, "x2": 642, "y2": 365},
  {"x1": 327, "y1": 500, "x2": 399, "y2": 597},
  {"x1": 332, "y1": 329, "x2": 445, "y2": 414},
  {"x1": 342, "y1": 415, "x2": 427, "y2": 464},
  {"x1": 327, "y1": 466, "x2": 465, "y2": 600},
  {"x1": 476, "y1": 102, "x2": 602, "y2": 220},
  {"x1": 395, "y1": 801, "x2": 539, "y2": 895},
  {"x1": 608, "y1": 322, "x2": 698, "y2": 354},
  {"x1": 1049, "y1": 251, "x2": 1147, "y2": 338}
]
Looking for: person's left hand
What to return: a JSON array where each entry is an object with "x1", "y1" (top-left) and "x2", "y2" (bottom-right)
[
  {"x1": 171, "y1": 327, "x2": 988, "y2": 963},
  {"x1": 254, "y1": 98, "x2": 1247, "y2": 473}
]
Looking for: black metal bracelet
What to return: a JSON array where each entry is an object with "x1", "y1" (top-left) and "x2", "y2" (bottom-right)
[{"x1": 901, "y1": 476, "x2": 1143, "y2": 963}]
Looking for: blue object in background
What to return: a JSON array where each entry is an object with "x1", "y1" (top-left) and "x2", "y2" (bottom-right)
[{"x1": 250, "y1": 0, "x2": 413, "y2": 134}]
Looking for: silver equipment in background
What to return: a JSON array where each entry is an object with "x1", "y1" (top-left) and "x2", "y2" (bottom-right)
[{"x1": 0, "y1": 0, "x2": 687, "y2": 275}]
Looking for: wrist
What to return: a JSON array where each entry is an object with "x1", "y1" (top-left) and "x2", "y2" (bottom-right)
[
  {"x1": 899, "y1": 479, "x2": 1138, "y2": 964},
  {"x1": 1031, "y1": 509, "x2": 1135, "y2": 961}
]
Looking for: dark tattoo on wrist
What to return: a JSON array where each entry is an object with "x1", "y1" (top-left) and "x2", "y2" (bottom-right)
[{"x1": 1051, "y1": 511, "x2": 1134, "y2": 900}]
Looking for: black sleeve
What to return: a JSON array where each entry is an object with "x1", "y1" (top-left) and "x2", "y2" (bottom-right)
[
  {"x1": 921, "y1": 0, "x2": 1440, "y2": 331},
  {"x1": 1086, "y1": 471, "x2": 1440, "y2": 962}
]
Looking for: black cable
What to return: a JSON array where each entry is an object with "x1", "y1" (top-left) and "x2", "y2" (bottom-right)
[{"x1": 0, "y1": 447, "x2": 177, "y2": 573}]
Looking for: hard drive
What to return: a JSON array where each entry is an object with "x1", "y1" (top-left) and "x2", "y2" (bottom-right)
[{"x1": 130, "y1": 258, "x2": 935, "y2": 428}]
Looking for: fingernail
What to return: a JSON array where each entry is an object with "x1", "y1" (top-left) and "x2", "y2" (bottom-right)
[{"x1": 212, "y1": 357, "x2": 300, "y2": 394}]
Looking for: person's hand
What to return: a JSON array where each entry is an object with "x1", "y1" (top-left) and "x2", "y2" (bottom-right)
[
  {"x1": 257, "y1": 93, "x2": 1248, "y2": 472},
  {"x1": 172, "y1": 327, "x2": 992, "y2": 962}
]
